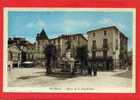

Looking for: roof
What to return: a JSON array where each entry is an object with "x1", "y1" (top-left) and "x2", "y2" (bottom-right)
[
  {"x1": 87, "y1": 26, "x2": 128, "y2": 39},
  {"x1": 50, "y1": 33, "x2": 87, "y2": 41},
  {"x1": 8, "y1": 44, "x2": 22, "y2": 52},
  {"x1": 8, "y1": 37, "x2": 32, "y2": 45},
  {"x1": 87, "y1": 26, "x2": 118, "y2": 33},
  {"x1": 120, "y1": 32, "x2": 128, "y2": 39},
  {"x1": 8, "y1": 37, "x2": 34, "y2": 51},
  {"x1": 36, "y1": 29, "x2": 48, "y2": 40}
]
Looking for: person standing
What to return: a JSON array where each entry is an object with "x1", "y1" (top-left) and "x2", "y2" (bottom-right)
[
  {"x1": 17, "y1": 53, "x2": 21, "y2": 68},
  {"x1": 93, "y1": 63, "x2": 97, "y2": 76},
  {"x1": 88, "y1": 65, "x2": 92, "y2": 76},
  {"x1": 9, "y1": 51, "x2": 13, "y2": 71}
]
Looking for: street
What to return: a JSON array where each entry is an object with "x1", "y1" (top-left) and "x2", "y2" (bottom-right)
[{"x1": 7, "y1": 67, "x2": 133, "y2": 92}]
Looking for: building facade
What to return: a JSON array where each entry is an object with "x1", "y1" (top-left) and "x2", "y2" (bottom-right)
[
  {"x1": 34, "y1": 29, "x2": 49, "y2": 60},
  {"x1": 87, "y1": 26, "x2": 128, "y2": 70},
  {"x1": 8, "y1": 26, "x2": 128, "y2": 69},
  {"x1": 8, "y1": 37, "x2": 35, "y2": 67},
  {"x1": 50, "y1": 34, "x2": 87, "y2": 58}
]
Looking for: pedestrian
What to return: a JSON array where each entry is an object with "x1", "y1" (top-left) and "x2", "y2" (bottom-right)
[
  {"x1": 93, "y1": 63, "x2": 97, "y2": 76},
  {"x1": 9, "y1": 51, "x2": 13, "y2": 72},
  {"x1": 17, "y1": 53, "x2": 21, "y2": 68},
  {"x1": 88, "y1": 65, "x2": 90, "y2": 75}
]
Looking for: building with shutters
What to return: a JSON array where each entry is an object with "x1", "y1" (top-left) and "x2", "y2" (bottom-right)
[
  {"x1": 50, "y1": 34, "x2": 87, "y2": 58},
  {"x1": 87, "y1": 26, "x2": 128, "y2": 70}
]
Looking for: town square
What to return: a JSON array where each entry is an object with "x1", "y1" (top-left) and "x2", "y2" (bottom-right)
[{"x1": 5, "y1": 8, "x2": 135, "y2": 92}]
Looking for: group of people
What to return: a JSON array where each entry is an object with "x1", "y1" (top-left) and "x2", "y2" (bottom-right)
[{"x1": 87, "y1": 63, "x2": 98, "y2": 76}]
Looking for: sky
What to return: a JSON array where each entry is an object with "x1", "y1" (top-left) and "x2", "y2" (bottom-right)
[{"x1": 8, "y1": 11, "x2": 133, "y2": 50}]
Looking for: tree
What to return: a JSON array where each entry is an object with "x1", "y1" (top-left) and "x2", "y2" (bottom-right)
[
  {"x1": 44, "y1": 43, "x2": 57, "y2": 75},
  {"x1": 76, "y1": 45, "x2": 88, "y2": 74}
]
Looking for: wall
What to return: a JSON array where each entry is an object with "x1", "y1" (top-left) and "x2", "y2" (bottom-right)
[{"x1": 87, "y1": 27, "x2": 120, "y2": 60}]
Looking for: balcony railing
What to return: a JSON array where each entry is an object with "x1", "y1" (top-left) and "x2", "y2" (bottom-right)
[{"x1": 92, "y1": 48, "x2": 108, "y2": 51}]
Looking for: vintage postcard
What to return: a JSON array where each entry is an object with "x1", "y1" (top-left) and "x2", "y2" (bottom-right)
[{"x1": 3, "y1": 8, "x2": 136, "y2": 93}]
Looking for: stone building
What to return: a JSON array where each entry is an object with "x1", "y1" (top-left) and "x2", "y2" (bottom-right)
[
  {"x1": 87, "y1": 26, "x2": 128, "y2": 70},
  {"x1": 50, "y1": 34, "x2": 87, "y2": 58},
  {"x1": 8, "y1": 37, "x2": 35, "y2": 67},
  {"x1": 34, "y1": 29, "x2": 49, "y2": 60}
]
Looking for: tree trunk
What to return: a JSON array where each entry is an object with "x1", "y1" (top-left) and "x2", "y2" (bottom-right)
[{"x1": 45, "y1": 59, "x2": 52, "y2": 75}]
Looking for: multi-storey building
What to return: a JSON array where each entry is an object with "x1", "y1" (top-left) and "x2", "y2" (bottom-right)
[
  {"x1": 8, "y1": 37, "x2": 35, "y2": 67},
  {"x1": 87, "y1": 26, "x2": 128, "y2": 70},
  {"x1": 34, "y1": 29, "x2": 49, "y2": 60},
  {"x1": 23, "y1": 43, "x2": 35, "y2": 61},
  {"x1": 50, "y1": 34, "x2": 87, "y2": 58}
]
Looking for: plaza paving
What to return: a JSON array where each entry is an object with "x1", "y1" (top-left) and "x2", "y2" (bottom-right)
[{"x1": 7, "y1": 67, "x2": 133, "y2": 92}]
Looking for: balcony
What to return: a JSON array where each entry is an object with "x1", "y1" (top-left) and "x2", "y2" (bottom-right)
[{"x1": 92, "y1": 48, "x2": 108, "y2": 51}]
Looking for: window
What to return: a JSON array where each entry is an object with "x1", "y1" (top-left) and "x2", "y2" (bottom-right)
[
  {"x1": 93, "y1": 32, "x2": 96, "y2": 37},
  {"x1": 103, "y1": 39, "x2": 108, "y2": 48},
  {"x1": 92, "y1": 40, "x2": 96, "y2": 49},
  {"x1": 116, "y1": 39, "x2": 118, "y2": 50},
  {"x1": 104, "y1": 30, "x2": 107, "y2": 36}
]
